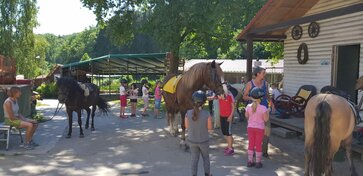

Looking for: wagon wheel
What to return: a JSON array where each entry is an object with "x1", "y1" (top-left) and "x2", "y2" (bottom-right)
[{"x1": 274, "y1": 94, "x2": 292, "y2": 117}]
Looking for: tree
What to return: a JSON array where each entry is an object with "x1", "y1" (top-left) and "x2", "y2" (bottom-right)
[
  {"x1": 81, "y1": 0, "x2": 267, "y2": 74},
  {"x1": 81, "y1": 53, "x2": 91, "y2": 61},
  {"x1": 0, "y1": 0, "x2": 39, "y2": 78}
]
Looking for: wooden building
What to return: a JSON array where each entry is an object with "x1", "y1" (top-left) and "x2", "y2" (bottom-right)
[{"x1": 237, "y1": 0, "x2": 363, "y2": 103}]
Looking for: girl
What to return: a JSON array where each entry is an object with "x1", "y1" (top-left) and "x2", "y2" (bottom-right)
[
  {"x1": 245, "y1": 87, "x2": 270, "y2": 168},
  {"x1": 185, "y1": 90, "x2": 213, "y2": 176},
  {"x1": 141, "y1": 81, "x2": 149, "y2": 116},
  {"x1": 119, "y1": 79, "x2": 128, "y2": 118},
  {"x1": 128, "y1": 83, "x2": 138, "y2": 117},
  {"x1": 3, "y1": 86, "x2": 39, "y2": 150}
]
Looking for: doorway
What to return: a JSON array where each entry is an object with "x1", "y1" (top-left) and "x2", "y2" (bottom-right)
[{"x1": 334, "y1": 44, "x2": 360, "y2": 103}]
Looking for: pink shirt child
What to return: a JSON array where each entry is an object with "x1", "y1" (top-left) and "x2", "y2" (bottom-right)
[
  {"x1": 245, "y1": 104, "x2": 268, "y2": 129},
  {"x1": 154, "y1": 85, "x2": 161, "y2": 100}
]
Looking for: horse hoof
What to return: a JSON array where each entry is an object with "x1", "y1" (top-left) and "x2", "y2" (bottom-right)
[
  {"x1": 91, "y1": 127, "x2": 95, "y2": 131},
  {"x1": 80, "y1": 134, "x2": 84, "y2": 138},
  {"x1": 66, "y1": 134, "x2": 71, "y2": 138}
]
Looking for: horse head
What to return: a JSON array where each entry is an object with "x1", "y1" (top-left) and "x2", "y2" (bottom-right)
[
  {"x1": 56, "y1": 77, "x2": 81, "y2": 103},
  {"x1": 204, "y1": 60, "x2": 228, "y2": 96}
]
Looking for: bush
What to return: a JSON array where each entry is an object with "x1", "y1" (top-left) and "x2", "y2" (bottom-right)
[{"x1": 36, "y1": 82, "x2": 58, "y2": 98}]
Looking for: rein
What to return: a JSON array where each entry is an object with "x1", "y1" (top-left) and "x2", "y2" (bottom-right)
[{"x1": 37, "y1": 101, "x2": 64, "y2": 123}]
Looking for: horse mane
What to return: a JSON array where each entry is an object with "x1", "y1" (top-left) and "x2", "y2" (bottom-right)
[
  {"x1": 181, "y1": 62, "x2": 209, "y2": 89},
  {"x1": 57, "y1": 77, "x2": 83, "y2": 93}
]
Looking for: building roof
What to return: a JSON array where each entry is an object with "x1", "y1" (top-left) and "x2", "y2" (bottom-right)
[
  {"x1": 61, "y1": 53, "x2": 168, "y2": 75},
  {"x1": 236, "y1": 0, "x2": 319, "y2": 41},
  {"x1": 183, "y1": 59, "x2": 283, "y2": 73}
]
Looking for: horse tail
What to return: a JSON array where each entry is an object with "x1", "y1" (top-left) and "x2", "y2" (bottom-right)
[
  {"x1": 97, "y1": 97, "x2": 110, "y2": 114},
  {"x1": 312, "y1": 100, "x2": 331, "y2": 175}
]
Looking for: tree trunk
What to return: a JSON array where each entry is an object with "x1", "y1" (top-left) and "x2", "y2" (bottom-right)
[{"x1": 167, "y1": 49, "x2": 180, "y2": 75}]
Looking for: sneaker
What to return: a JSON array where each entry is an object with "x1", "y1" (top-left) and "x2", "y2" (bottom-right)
[
  {"x1": 247, "y1": 161, "x2": 255, "y2": 167},
  {"x1": 255, "y1": 162, "x2": 263, "y2": 168},
  {"x1": 130, "y1": 114, "x2": 136, "y2": 117},
  {"x1": 22, "y1": 144, "x2": 34, "y2": 150},
  {"x1": 30, "y1": 140, "x2": 39, "y2": 147},
  {"x1": 224, "y1": 148, "x2": 234, "y2": 156}
]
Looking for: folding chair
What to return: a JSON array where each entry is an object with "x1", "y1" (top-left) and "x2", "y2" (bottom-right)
[
  {"x1": 0, "y1": 122, "x2": 23, "y2": 150},
  {"x1": 275, "y1": 85, "x2": 317, "y2": 118}
]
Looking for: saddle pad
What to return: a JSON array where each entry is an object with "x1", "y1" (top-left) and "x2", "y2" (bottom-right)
[
  {"x1": 163, "y1": 76, "x2": 182, "y2": 94},
  {"x1": 79, "y1": 83, "x2": 90, "y2": 96}
]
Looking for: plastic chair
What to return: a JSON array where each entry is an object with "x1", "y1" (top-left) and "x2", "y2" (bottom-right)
[{"x1": 275, "y1": 85, "x2": 317, "y2": 117}]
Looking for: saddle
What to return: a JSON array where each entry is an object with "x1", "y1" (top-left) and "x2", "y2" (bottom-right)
[
  {"x1": 78, "y1": 83, "x2": 91, "y2": 96},
  {"x1": 163, "y1": 75, "x2": 182, "y2": 94}
]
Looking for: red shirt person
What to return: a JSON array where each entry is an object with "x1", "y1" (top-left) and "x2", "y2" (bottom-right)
[{"x1": 218, "y1": 93, "x2": 235, "y2": 156}]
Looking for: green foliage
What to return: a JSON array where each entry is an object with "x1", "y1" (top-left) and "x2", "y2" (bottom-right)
[
  {"x1": 262, "y1": 42, "x2": 284, "y2": 64},
  {"x1": 81, "y1": 53, "x2": 91, "y2": 61},
  {"x1": 82, "y1": 0, "x2": 268, "y2": 73},
  {"x1": 36, "y1": 83, "x2": 58, "y2": 99},
  {"x1": 0, "y1": 0, "x2": 43, "y2": 78}
]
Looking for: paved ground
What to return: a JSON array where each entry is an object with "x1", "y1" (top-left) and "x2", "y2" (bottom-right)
[{"x1": 0, "y1": 99, "x2": 362, "y2": 176}]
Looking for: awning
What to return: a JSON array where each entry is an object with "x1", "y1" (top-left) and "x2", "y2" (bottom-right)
[
  {"x1": 62, "y1": 53, "x2": 168, "y2": 75},
  {"x1": 236, "y1": 0, "x2": 319, "y2": 41}
]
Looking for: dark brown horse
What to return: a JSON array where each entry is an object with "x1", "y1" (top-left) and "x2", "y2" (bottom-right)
[
  {"x1": 304, "y1": 94, "x2": 357, "y2": 176},
  {"x1": 56, "y1": 77, "x2": 109, "y2": 138},
  {"x1": 162, "y1": 61, "x2": 227, "y2": 149}
]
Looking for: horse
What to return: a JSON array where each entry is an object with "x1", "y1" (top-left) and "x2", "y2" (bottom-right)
[
  {"x1": 56, "y1": 77, "x2": 110, "y2": 138},
  {"x1": 304, "y1": 93, "x2": 358, "y2": 176},
  {"x1": 162, "y1": 60, "x2": 227, "y2": 150}
]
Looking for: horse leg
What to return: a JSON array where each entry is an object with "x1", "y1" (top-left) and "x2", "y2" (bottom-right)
[
  {"x1": 66, "y1": 109, "x2": 73, "y2": 138},
  {"x1": 343, "y1": 135, "x2": 358, "y2": 176},
  {"x1": 85, "y1": 107, "x2": 91, "y2": 129},
  {"x1": 91, "y1": 105, "x2": 96, "y2": 131},
  {"x1": 325, "y1": 158, "x2": 333, "y2": 176},
  {"x1": 168, "y1": 112, "x2": 176, "y2": 137},
  {"x1": 77, "y1": 110, "x2": 84, "y2": 138},
  {"x1": 180, "y1": 111, "x2": 189, "y2": 152}
]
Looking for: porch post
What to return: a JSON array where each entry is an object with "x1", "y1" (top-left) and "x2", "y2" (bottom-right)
[{"x1": 246, "y1": 37, "x2": 253, "y2": 81}]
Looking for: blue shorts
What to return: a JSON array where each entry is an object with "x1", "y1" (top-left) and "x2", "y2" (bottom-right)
[{"x1": 154, "y1": 99, "x2": 161, "y2": 109}]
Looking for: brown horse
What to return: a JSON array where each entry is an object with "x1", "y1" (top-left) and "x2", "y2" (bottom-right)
[
  {"x1": 304, "y1": 94, "x2": 358, "y2": 176},
  {"x1": 162, "y1": 61, "x2": 227, "y2": 149}
]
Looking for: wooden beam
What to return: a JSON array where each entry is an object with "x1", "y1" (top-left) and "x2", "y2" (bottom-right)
[
  {"x1": 250, "y1": 2, "x2": 363, "y2": 34},
  {"x1": 246, "y1": 37, "x2": 253, "y2": 81},
  {"x1": 250, "y1": 34, "x2": 287, "y2": 40}
]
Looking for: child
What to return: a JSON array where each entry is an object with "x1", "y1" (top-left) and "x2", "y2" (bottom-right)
[
  {"x1": 141, "y1": 80, "x2": 149, "y2": 116},
  {"x1": 218, "y1": 91, "x2": 235, "y2": 156},
  {"x1": 270, "y1": 82, "x2": 281, "y2": 114},
  {"x1": 119, "y1": 79, "x2": 128, "y2": 118},
  {"x1": 245, "y1": 87, "x2": 270, "y2": 168},
  {"x1": 128, "y1": 83, "x2": 138, "y2": 117},
  {"x1": 185, "y1": 90, "x2": 213, "y2": 176},
  {"x1": 153, "y1": 81, "x2": 162, "y2": 118}
]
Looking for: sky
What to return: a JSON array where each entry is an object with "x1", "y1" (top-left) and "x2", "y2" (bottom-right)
[{"x1": 34, "y1": 0, "x2": 98, "y2": 36}]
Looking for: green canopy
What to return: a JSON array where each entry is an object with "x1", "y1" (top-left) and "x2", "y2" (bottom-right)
[{"x1": 62, "y1": 53, "x2": 167, "y2": 75}]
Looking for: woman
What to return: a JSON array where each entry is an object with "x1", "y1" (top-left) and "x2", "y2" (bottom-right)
[
  {"x1": 128, "y1": 83, "x2": 138, "y2": 117},
  {"x1": 243, "y1": 66, "x2": 272, "y2": 157},
  {"x1": 3, "y1": 86, "x2": 39, "y2": 150}
]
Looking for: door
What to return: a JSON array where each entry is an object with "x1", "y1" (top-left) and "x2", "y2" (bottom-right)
[{"x1": 335, "y1": 44, "x2": 360, "y2": 103}]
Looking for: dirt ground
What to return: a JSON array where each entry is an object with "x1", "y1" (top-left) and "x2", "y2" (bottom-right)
[{"x1": 0, "y1": 99, "x2": 362, "y2": 176}]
